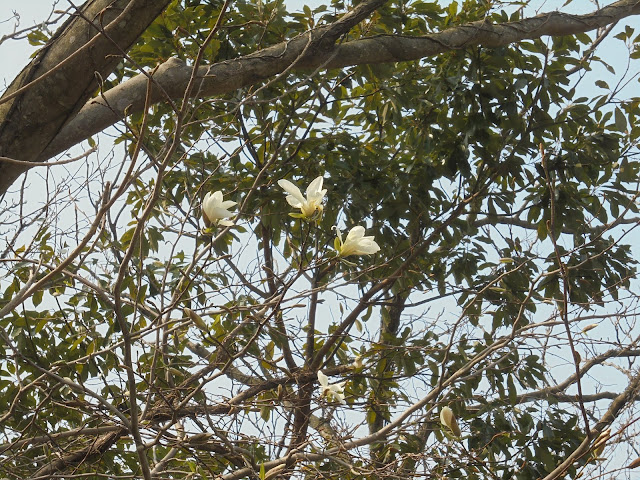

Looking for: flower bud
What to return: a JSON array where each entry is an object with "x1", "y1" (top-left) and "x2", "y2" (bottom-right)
[{"x1": 440, "y1": 406, "x2": 461, "y2": 437}]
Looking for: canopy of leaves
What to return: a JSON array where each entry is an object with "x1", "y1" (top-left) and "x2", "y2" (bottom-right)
[{"x1": 1, "y1": 0, "x2": 640, "y2": 479}]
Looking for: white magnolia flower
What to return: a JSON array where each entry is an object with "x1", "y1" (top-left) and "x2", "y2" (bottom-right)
[
  {"x1": 440, "y1": 406, "x2": 461, "y2": 437},
  {"x1": 277, "y1": 175, "x2": 326, "y2": 219},
  {"x1": 317, "y1": 370, "x2": 346, "y2": 404},
  {"x1": 335, "y1": 226, "x2": 380, "y2": 257},
  {"x1": 202, "y1": 191, "x2": 236, "y2": 227}
]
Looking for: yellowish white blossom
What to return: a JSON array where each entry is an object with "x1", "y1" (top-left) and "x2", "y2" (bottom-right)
[
  {"x1": 317, "y1": 370, "x2": 346, "y2": 404},
  {"x1": 440, "y1": 406, "x2": 461, "y2": 437},
  {"x1": 335, "y1": 226, "x2": 380, "y2": 257},
  {"x1": 277, "y1": 175, "x2": 326, "y2": 219},
  {"x1": 202, "y1": 191, "x2": 236, "y2": 227},
  {"x1": 352, "y1": 355, "x2": 364, "y2": 369}
]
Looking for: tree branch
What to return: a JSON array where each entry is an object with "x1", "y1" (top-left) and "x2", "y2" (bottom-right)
[
  {"x1": 0, "y1": 0, "x2": 172, "y2": 195},
  {"x1": 35, "y1": 0, "x2": 640, "y2": 172},
  {"x1": 541, "y1": 370, "x2": 640, "y2": 480}
]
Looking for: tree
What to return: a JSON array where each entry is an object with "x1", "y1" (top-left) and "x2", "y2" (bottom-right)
[{"x1": 1, "y1": 0, "x2": 640, "y2": 478}]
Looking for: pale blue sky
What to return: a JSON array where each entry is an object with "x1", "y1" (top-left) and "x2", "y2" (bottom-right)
[{"x1": 1, "y1": 2, "x2": 640, "y2": 476}]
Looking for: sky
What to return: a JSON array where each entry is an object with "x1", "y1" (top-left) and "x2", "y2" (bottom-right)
[
  {"x1": 1, "y1": 1, "x2": 640, "y2": 476},
  {"x1": 2, "y1": 4, "x2": 638, "y2": 338},
  {"x1": 2, "y1": 1, "x2": 639, "y2": 359}
]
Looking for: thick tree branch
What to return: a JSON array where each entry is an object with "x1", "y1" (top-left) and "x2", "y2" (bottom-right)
[
  {"x1": 37, "y1": 0, "x2": 390, "y2": 163},
  {"x1": 32, "y1": 429, "x2": 125, "y2": 479},
  {"x1": 35, "y1": 0, "x2": 640, "y2": 172},
  {"x1": 541, "y1": 371, "x2": 640, "y2": 480},
  {"x1": 0, "y1": 0, "x2": 172, "y2": 195}
]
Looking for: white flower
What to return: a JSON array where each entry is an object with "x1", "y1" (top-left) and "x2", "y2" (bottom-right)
[
  {"x1": 335, "y1": 226, "x2": 380, "y2": 257},
  {"x1": 202, "y1": 191, "x2": 236, "y2": 227},
  {"x1": 317, "y1": 370, "x2": 346, "y2": 404},
  {"x1": 277, "y1": 175, "x2": 326, "y2": 219},
  {"x1": 352, "y1": 355, "x2": 364, "y2": 369},
  {"x1": 440, "y1": 406, "x2": 461, "y2": 437}
]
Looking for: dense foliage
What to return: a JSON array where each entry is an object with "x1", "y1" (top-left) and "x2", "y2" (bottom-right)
[{"x1": 1, "y1": 0, "x2": 640, "y2": 479}]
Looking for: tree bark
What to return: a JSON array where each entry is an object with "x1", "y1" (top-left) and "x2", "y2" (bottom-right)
[{"x1": 0, "y1": 0, "x2": 172, "y2": 195}]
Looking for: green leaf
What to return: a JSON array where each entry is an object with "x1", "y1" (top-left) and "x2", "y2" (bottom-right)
[
  {"x1": 32, "y1": 289, "x2": 43, "y2": 307},
  {"x1": 614, "y1": 107, "x2": 627, "y2": 132}
]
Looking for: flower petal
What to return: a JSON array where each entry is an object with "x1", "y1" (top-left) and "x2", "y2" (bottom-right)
[
  {"x1": 440, "y1": 406, "x2": 461, "y2": 437},
  {"x1": 207, "y1": 207, "x2": 233, "y2": 219},
  {"x1": 317, "y1": 370, "x2": 329, "y2": 388},
  {"x1": 345, "y1": 226, "x2": 366, "y2": 242},
  {"x1": 279, "y1": 176, "x2": 326, "y2": 219},
  {"x1": 285, "y1": 195, "x2": 304, "y2": 208},
  {"x1": 337, "y1": 225, "x2": 380, "y2": 256},
  {"x1": 359, "y1": 237, "x2": 381, "y2": 254},
  {"x1": 211, "y1": 191, "x2": 224, "y2": 205},
  {"x1": 278, "y1": 179, "x2": 305, "y2": 204},
  {"x1": 329, "y1": 382, "x2": 346, "y2": 394},
  {"x1": 220, "y1": 199, "x2": 237, "y2": 209},
  {"x1": 306, "y1": 176, "x2": 324, "y2": 197},
  {"x1": 202, "y1": 190, "x2": 236, "y2": 226}
]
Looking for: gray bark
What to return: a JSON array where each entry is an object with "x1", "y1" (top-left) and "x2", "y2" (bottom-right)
[{"x1": 0, "y1": 0, "x2": 172, "y2": 195}]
